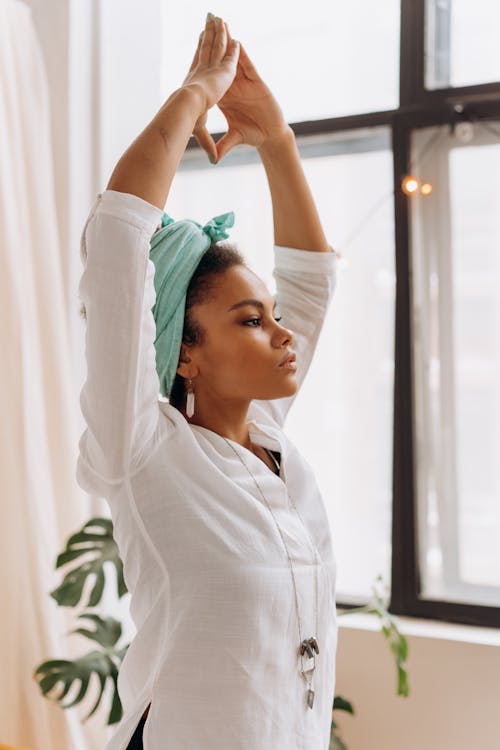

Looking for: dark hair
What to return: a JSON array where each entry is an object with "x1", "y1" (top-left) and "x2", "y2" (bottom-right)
[{"x1": 169, "y1": 240, "x2": 246, "y2": 411}]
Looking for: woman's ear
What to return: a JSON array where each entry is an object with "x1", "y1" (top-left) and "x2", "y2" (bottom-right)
[{"x1": 176, "y1": 344, "x2": 195, "y2": 379}]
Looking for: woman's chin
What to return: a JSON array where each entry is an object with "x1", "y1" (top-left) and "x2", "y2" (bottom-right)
[
  {"x1": 249, "y1": 374, "x2": 299, "y2": 401},
  {"x1": 274, "y1": 375, "x2": 299, "y2": 399}
]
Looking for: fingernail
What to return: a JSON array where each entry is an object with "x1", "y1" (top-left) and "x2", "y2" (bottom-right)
[
  {"x1": 206, "y1": 12, "x2": 214, "y2": 22},
  {"x1": 208, "y1": 153, "x2": 216, "y2": 164},
  {"x1": 214, "y1": 16, "x2": 221, "y2": 25}
]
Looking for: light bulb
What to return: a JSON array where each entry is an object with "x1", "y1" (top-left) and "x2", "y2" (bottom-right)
[
  {"x1": 454, "y1": 121, "x2": 474, "y2": 143},
  {"x1": 402, "y1": 176, "x2": 420, "y2": 195},
  {"x1": 420, "y1": 182, "x2": 433, "y2": 195}
]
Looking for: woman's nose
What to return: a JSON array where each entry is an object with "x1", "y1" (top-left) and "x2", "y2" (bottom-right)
[{"x1": 276, "y1": 321, "x2": 294, "y2": 345}]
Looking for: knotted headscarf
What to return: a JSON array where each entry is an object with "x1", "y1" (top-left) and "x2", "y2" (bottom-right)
[{"x1": 149, "y1": 209, "x2": 235, "y2": 398}]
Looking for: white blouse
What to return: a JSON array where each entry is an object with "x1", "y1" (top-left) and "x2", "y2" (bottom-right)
[{"x1": 76, "y1": 189, "x2": 339, "y2": 750}]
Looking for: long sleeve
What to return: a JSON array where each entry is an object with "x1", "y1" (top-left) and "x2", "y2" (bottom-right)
[
  {"x1": 76, "y1": 189, "x2": 168, "y2": 486},
  {"x1": 251, "y1": 244, "x2": 338, "y2": 428}
]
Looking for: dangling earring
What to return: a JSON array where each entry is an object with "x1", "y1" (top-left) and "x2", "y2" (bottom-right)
[{"x1": 186, "y1": 377, "x2": 195, "y2": 418}]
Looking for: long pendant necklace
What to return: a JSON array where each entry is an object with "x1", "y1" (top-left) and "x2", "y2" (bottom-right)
[{"x1": 222, "y1": 436, "x2": 321, "y2": 710}]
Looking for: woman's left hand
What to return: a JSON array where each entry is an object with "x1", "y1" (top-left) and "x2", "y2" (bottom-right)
[{"x1": 212, "y1": 22, "x2": 292, "y2": 162}]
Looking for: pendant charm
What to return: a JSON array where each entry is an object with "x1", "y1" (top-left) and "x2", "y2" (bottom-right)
[
  {"x1": 301, "y1": 667, "x2": 316, "y2": 709},
  {"x1": 300, "y1": 639, "x2": 314, "y2": 658},
  {"x1": 307, "y1": 687, "x2": 315, "y2": 709},
  {"x1": 308, "y1": 636, "x2": 320, "y2": 655},
  {"x1": 300, "y1": 637, "x2": 320, "y2": 658}
]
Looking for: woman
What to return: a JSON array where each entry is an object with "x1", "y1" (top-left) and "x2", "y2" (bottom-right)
[{"x1": 77, "y1": 13, "x2": 339, "y2": 750}]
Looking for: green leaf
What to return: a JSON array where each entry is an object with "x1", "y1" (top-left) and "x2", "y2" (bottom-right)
[
  {"x1": 86, "y1": 670, "x2": 107, "y2": 719},
  {"x1": 33, "y1": 647, "x2": 126, "y2": 725},
  {"x1": 69, "y1": 612, "x2": 123, "y2": 649},
  {"x1": 336, "y1": 574, "x2": 412, "y2": 703},
  {"x1": 398, "y1": 664, "x2": 410, "y2": 697},
  {"x1": 329, "y1": 732, "x2": 349, "y2": 750},
  {"x1": 332, "y1": 695, "x2": 355, "y2": 715},
  {"x1": 109, "y1": 671, "x2": 124, "y2": 724},
  {"x1": 399, "y1": 634, "x2": 408, "y2": 662},
  {"x1": 50, "y1": 517, "x2": 127, "y2": 608}
]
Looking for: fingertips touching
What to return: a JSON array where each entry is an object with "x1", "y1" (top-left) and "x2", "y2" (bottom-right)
[
  {"x1": 211, "y1": 16, "x2": 226, "y2": 61},
  {"x1": 215, "y1": 16, "x2": 226, "y2": 38}
]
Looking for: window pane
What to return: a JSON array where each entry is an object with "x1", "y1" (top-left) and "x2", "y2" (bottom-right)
[
  {"x1": 410, "y1": 124, "x2": 500, "y2": 607},
  {"x1": 170, "y1": 128, "x2": 395, "y2": 602},
  {"x1": 162, "y1": 1, "x2": 400, "y2": 126},
  {"x1": 426, "y1": 0, "x2": 500, "y2": 88}
]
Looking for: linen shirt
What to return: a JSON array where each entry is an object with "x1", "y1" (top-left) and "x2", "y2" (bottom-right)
[{"x1": 76, "y1": 189, "x2": 339, "y2": 750}]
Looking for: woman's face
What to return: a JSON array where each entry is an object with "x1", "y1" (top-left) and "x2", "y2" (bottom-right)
[{"x1": 178, "y1": 264, "x2": 298, "y2": 402}]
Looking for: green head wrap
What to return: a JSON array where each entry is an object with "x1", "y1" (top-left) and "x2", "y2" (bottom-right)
[{"x1": 149, "y1": 209, "x2": 235, "y2": 398}]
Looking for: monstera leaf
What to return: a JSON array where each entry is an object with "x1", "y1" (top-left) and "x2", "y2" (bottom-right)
[
  {"x1": 33, "y1": 612, "x2": 129, "y2": 725},
  {"x1": 51, "y1": 517, "x2": 127, "y2": 608}
]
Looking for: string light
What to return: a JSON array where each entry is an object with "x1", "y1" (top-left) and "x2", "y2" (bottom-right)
[
  {"x1": 454, "y1": 121, "x2": 474, "y2": 143},
  {"x1": 401, "y1": 176, "x2": 420, "y2": 195},
  {"x1": 400, "y1": 126, "x2": 445, "y2": 198},
  {"x1": 401, "y1": 108, "x2": 492, "y2": 198},
  {"x1": 401, "y1": 176, "x2": 434, "y2": 196},
  {"x1": 335, "y1": 107, "x2": 495, "y2": 256}
]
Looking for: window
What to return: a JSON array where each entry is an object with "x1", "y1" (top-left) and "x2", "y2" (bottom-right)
[
  {"x1": 410, "y1": 124, "x2": 500, "y2": 607},
  {"x1": 162, "y1": 0, "x2": 400, "y2": 125},
  {"x1": 285, "y1": 134, "x2": 395, "y2": 602},
  {"x1": 165, "y1": 0, "x2": 500, "y2": 627},
  {"x1": 425, "y1": 0, "x2": 500, "y2": 89}
]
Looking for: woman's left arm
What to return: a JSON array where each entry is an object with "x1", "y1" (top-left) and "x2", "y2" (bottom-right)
[
  {"x1": 206, "y1": 26, "x2": 331, "y2": 253},
  {"x1": 257, "y1": 128, "x2": 331, "y2": 252}
]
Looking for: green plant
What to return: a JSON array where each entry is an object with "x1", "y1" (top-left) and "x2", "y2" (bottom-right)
[
  {"x1": 338, "y1": 575, "x2": 410, "y2": 698},
  {"x1": 34, "y1": 518, "x2": 409, "y2": 748},
  {"x1": 33, "y1": 518, "x2": 127, "y2": 724}
]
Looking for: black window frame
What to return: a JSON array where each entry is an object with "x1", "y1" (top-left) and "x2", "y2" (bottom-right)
[{"x1": 185, "y1": 0, "x2": 500, "y2": 628}]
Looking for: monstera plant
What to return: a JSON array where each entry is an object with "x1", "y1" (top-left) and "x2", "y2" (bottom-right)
[{"x1": 33, "y1": 517, "x2": 409, "y2": 750}]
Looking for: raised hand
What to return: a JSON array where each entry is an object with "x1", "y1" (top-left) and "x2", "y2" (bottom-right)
[
  {"x1": 181, "y1": 14, "x2": 240, "y2": 163},
  {"x1": 213, "y1": 22, "x2": 292, "y2": 163}
]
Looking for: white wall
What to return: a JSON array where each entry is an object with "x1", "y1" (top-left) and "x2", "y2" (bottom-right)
[{"x1": 336, "y1": 615, "x2": 500, "y2": 750}]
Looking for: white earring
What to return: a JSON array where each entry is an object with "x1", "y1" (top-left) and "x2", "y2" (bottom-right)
[{"x1": 186, "y1": 378, "x2": 195, "y2": 418}]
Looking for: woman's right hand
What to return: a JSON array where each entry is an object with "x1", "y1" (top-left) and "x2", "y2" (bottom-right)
[{"x1": 181, "y1": 15, "x2": 240, "y2": 162}]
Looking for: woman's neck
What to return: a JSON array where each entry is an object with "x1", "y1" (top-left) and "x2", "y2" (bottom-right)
[{"x1": 180, "y1": 399, "x2": 254, "y2": 450}]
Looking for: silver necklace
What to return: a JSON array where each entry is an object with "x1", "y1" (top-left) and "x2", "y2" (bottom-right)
[{"x1": 222, "y1": 436, "x2": 321, "y2": 710}]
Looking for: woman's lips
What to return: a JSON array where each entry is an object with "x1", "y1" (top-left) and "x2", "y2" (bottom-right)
[{"x1": 279, "y1": 353, "x2": 297, "y2": 369}]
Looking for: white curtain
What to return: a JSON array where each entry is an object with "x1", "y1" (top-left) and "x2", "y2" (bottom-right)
[{"x1": 0, "y1": 1, "x2": 106, "y2": 748}]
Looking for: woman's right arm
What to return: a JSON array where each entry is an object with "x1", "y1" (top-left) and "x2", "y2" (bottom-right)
[
  {"x1": 77, "y1": 17, "x2": 239, "y2": 488},
  {"x1": 105, "y1": 84, "x2": 206, "y2": 209},
  {"x1": 77, "y1": 189, "x2": 166, "y2": 488},
  {"x1": 106, "y1": 14, "x2": 239, "y2": 208}
]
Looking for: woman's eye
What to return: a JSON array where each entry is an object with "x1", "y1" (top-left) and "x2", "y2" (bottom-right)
[
  {"x1": 244, "y1": 318, "x2": 262, "y2": 326},
  {"x1": 243, "y1": 316, "x2": 282, "y2": 326}
]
